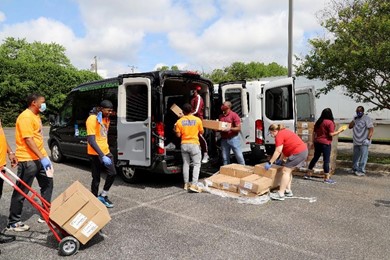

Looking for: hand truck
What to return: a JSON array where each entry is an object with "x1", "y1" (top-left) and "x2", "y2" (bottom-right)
[{"x1": 1, "y1": 167, "x2": 80, "y2": 256}]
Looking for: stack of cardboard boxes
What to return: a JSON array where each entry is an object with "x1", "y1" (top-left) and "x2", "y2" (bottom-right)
[
  {"x1": 205, "y1": 163, "x2": 283, "y2": 196},
  {"x1": 293, "y1": 121, "x2": 338, "y2": 178}
]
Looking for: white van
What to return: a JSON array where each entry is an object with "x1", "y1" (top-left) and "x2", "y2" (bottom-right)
[{"x1": 215, "y1": 77, "x2": 296, "y2": 163}]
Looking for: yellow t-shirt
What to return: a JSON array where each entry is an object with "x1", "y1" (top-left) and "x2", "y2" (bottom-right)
[
  {"x1": 175, "y1": 114, "x2": 203, "y2": 145},
  {"x1": 86, "y1": 114, "x2": 110, "y2": 155},
  {"x1": 15, "y1": 109, "x2": 48, "y2": 161},
  {"x1": 0, "y1": 119, "x2": 7, "y2": 166}
]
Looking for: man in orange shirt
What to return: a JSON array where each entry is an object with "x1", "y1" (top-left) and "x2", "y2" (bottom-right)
[
  {"x1": 7, "y1": 93, "x2": 53, "y2": 232},
  {"x1": 175, "y1": 103, "x2": 203, "y2": 192},
  {"x1": 0, "y1": 119, "x2": 18, "y2": 243},
  {"x1": 86, "y1": 100, "x2": 117, "y2": 208}
]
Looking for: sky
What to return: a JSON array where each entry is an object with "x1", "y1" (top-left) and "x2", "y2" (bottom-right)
[{"x1": 0, "y1": 0, "x2": 331, "y2": 78}]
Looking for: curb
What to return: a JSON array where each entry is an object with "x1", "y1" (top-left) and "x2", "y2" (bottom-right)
[{"x1": 336, "y1": 160, "x2": 390, "y2": 175}]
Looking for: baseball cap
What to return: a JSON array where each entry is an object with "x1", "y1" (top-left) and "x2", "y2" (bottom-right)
[{"x1": 100, "y1": 100, "x2": 113, "y2": 109}]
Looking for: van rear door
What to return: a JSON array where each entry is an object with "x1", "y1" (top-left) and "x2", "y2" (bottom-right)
[
  {"x1": 296, "y1": 86, "x2": 316, "y2": 121},
  {"x1": 262, "y1": 77, "x2": 295, "y2": 146},
  {"x1": 117, "y1": 77, "x2": 151, "y2": 167},
  {"x1": 219, "y1": 82, "x2": 250, "y2": 153}
]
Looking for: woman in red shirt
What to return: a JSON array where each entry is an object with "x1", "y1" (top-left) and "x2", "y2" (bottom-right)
[
  {"x1": 266, "y1": 124, "x2": 308, "y2": 201},
  {"x1": 307, "y1": 108, "x2": 345, "y2": 184}
]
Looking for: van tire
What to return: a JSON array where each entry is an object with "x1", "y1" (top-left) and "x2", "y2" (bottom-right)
[
  {"x1": 120, "y1": 166, "x2": 139, "y2": 183},
  {"x1": 51, "y1": 142, "x2": 65, "y2": 163}
]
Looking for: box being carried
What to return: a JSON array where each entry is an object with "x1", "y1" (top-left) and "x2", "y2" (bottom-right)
[
  {"x1": 170, "y1": 104, "x2": 184, "y2": 118},
  {"x1": 202, "y1": 119, "x2": 231, "y2": 131},
  {"x1": 49, "y1": 181, "x2": 111, "y2": 245}
]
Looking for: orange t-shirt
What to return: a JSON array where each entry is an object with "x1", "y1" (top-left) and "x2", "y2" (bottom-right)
[
  {"x1": 0, "y1": 119, "x2": 7, "y2": 166},
  {"x1": 86, "y1": 114, "x2": 110, "y2": 155},
  {"x1": 175, "y1": 115, "x2": 203, "y2": 145},
  {"x1": 15, "y1": 109, "x2": 48, "y2": 161}
]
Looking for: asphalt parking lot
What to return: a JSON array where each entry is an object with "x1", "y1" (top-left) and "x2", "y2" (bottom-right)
[{"x1": 1, "y1": 127, "x2": 390, "y2": 259}]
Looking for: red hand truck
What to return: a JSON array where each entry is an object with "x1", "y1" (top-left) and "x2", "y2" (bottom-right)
[{"x1": 1, "y1": 166, "x2": 80, "y2": 256}]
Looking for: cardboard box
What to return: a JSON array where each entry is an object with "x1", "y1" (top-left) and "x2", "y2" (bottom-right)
[
  {"x1": 297, "y1": 121, "x2": 315, "y2": 129},
  {"x1": 239, "y1": 174, "x2": 272, "y2": 195},
  {"x1": 253, "y1": 163, "x2": 283, "y2": 189},
  {"x1": 50, "y1": 181, "x2": 111, "y2": 245},
  {"x1": 218, "y1": 175, "x2": 240, "y2": 193},
  {"x1": 296, "y1": 128, "x2": 312, "y2": 135},
  {"x1": 202, "y1": 119, "x2": 231, "y2": 131},
  {"x1": 298, "y1": 134, "x2": 313, "y2": 142},
  {"x1": 170, "y1": 104, "x2": 183, "y2": 117},
  {"x1": 205, "y1": 174, "x2": 224, "y2": 189},
  {"x1": 219, "y1": 164, "x2": 254, "y2": 178}
]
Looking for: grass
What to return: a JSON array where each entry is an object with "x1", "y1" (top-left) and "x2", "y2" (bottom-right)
[{"x1": 337, "y1": 154, "x2": 390, "y2": 164}]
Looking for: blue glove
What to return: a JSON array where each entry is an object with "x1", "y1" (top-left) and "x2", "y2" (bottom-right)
[
  {"x1": 362, "y1": 139, "x2": 371, "y2": 146},
  {"x1": 264, "y1": 162, "x2": 272, "y2": 170},
  {"x1": 40, "y1": 157, "x2": 52, "y2": 170},
  {"x1": 102, "y1": 155, "x2": 112, "y2": 166},
  {"x1": 97, "y1": 111, "x2": 103, "y2": 124},
  {"x1": 275, "y1": 159, "x2": 283, "y2": 166}
]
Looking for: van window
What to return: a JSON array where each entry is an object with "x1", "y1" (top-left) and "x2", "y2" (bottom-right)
[
  {"x1": 296, "y1": 92, "x2": 311, "y2": 120},
  {"x1": 225, "y1": 88, "x2": 243, "y2": 117},
  {"x1": 59, "y1": 97, "x2": 73, "y2": 126},
  {"x1": 126, "y1": 84, "x2": 148, "y2": 122},
  {"x1": 265, "y1": 85, "x2": 293, "y2": 120}
]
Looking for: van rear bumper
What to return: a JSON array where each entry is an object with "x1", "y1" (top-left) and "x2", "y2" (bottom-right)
[
  {"x1": 250, "y1": 143, "x2": 268, "y2": 164},
  {"x1": 153, "y1": 160, "x2": 182, "y2": 174}
]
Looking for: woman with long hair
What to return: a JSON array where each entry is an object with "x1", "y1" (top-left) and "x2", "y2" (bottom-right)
[{"x1": 307, "y1": 108, "x2": 345, "y2": 183}]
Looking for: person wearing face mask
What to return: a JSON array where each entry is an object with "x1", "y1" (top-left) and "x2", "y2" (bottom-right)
[
  {"x1": 7, "y1": 93, "x2": 53, "y2": 232},
  {"x1": 348, "y1": 106, "x2": 374, "y2": 176},
  {"x1": 86, "y1": 100, "x2": 117, "y2": 208},
  {"x1": 266, "y1": 124, "x2": 308, "y2": 201},
  {"x1": 218, "y1": 101, "x2": 245, "y2": 165},
  {"x1": 190, "y1": 86, "x2": 209, "y2": 163}
]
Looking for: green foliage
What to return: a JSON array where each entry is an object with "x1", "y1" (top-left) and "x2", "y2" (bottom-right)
[
  {"x1": 0, "y1": 37, "x2": 102, "y2": 126},
  {"x1": 296, "y1": 0, "x2": 390, "y2": 111},
  {"x1": 157, "y1": 65, "x2": 179, "y2": 71},
  {"x1": 205, "y1": 61, "x2": 287, "y2": 84}
]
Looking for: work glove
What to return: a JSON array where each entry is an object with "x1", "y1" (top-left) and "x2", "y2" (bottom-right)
[
  {"x1": 97, "y1": 111, "x2": 103, "y2": 124},
  {"x1": 275, "y1": 159, "x2": 283, "y2": 166},
  {"x1": 40, "y1": 157, "x2": 52, "y2": 170},
  {"x1": 264, "y1": 162, "x2": 272, "y2": 170},
  {"x1": 362, "y1": 139, "x2": 371, "y2": 146},
  {"x1": 101, "y1": 155, "x2": 112, "y2": 166}
]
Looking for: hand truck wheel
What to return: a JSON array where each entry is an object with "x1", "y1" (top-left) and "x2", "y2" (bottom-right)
[{"x1": 59, "y1": 236, "x2": 80, "y2": 256}]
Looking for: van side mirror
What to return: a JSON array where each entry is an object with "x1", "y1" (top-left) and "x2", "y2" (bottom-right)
[{"x1": 48, "y1": 114, "x2": 57, "y2": 126}]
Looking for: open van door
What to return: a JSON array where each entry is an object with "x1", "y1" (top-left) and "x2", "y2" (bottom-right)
[
  {"x1": 117, "y1": 77, "x2": 151, "y2": 167},
  {"x1": 262, "y1": 77, "x2": 295, "y2": 147},
  {"x1": 219, "y1": 82, "x2": 250, "y2": 153},
  {"x1": 296, "y1": 86, "x2": 316, "y2": 121}
]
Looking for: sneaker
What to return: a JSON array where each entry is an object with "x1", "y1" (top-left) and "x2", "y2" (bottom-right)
[
  {"x1": 324, "y1": 179, "x2": 336, "y2": 184},
  {"x1": 303, "y1": 174, "x2": 311, "y2": 180},
  {"x1": 349, "y1": 169, "x2": 357, "y2": 175},
  {"x1": 189, "y1": 184, "x2": 202, "y2": 193},
  {"x1": 37, "y1": 217, "x2": 45, "y2": 223},
  {"x1": 201, "y1": 154, "x2": 209, "y2": 164},
  {"x1": 98, "y1": 196, "x2": 114, "y2": 208},
  {"x1": 184, "y1": 183, "x2": 190, "y2": 191},
  {"x1": 6, "y1": 222, "x2": 30, "y2": 232},
  {"x1": 270, "y1": 192, "x2": 285, "y2": 201},
  {"x1": 355, "y1": 171, "x2": 365, "y2": 176},
  {"x1": 284, "y1": 190, "x2": 293, "y2": 197}
]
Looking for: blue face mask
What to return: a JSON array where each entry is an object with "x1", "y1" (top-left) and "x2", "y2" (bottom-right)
[
  {"x1": 39, "y1": 103, "x2": 47, "y2": 112},
  {"x1": 356, "y1": 112, "x2": 364, "y2": 118}
]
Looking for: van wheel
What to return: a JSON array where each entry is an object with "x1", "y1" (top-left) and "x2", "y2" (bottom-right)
[
  {"x1": 120, "y1": 166, "x2": 138, "y2": 183},
  {"x1": 51, "y1": 142, "x2": 65, "y2": 163}
]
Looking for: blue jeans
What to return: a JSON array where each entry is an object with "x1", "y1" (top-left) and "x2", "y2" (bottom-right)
[
  {"x1": 308, "y1": 143, "x2": 331, "y2": 174},
  {"x1": 352, "y1": 144, "x2": 369, "y2": 173},
  {"x1": 221, "y1": 135, "x2": 245, "y2": 165}
]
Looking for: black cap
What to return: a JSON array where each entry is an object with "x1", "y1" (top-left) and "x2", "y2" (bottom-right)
[{"x1": 100, "y1": 100, "x2": 113, "y2": 109}]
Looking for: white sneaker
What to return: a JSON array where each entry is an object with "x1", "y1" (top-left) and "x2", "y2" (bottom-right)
[
  {"x1": 201, "y1": 154, "x2": 209, "y2": 163},
  {"x1": 355, "y1": 171, "x2": 365, "y2": 176},
  {"x1": 37, "y1": 217, "x2": 45, "y2": 223}
]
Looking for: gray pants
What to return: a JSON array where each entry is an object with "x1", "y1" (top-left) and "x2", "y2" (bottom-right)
[
  {"x1": 181, "y1": 144, "x2": 201, "y2": 184},
  {"x1": 8, "y1": 160, "x2": 53, "y2": 225}
]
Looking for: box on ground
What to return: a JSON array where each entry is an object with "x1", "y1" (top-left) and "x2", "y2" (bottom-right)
[
  {"x1": 239, "y1": 174, "x2": 272, "y2": 195},
  {"x1": 50, "y1": 181, "x2": 111, "y2": 245},
  {"x1": 170, "y1": 104, "x2": 184, "y2": 117},
  {"x1": 254, "y1": 163, "x2": 283, "y2": 189},
  {"x1": 205, "y1": 173, "x2": 241, "y2": 193},
  {"x1": 202, "y1": 119, "x2": 231, "y2": 131},
  {"x1": 219, "y1": 164, "x2": 254, "y2": 178}
]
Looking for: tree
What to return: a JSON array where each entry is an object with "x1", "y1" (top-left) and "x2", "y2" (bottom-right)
[
  {"x1": 0, "y1": 37, "x2": 102, "y2": 126},
  {"x1": 296, "y1": 0, "x2": 390, "y2": 111}
]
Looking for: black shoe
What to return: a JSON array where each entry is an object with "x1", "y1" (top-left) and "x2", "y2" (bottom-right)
[{"x1": 0, "y1": 232, "x2": 16, "y2": 243}]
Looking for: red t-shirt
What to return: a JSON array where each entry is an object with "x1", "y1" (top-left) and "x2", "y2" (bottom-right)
[
  {"x1": 314, "y1": 119, "x2": 335, "y2": 145},
  {"x1": 219, "y1": 110, "x2": 241, "y2": 139},
  {"x1": 275, "y1": 129, "x2": 307, "y2": 157},
  {"x1": 191, "y1": 95, "x2": 204, "y2": 119}
]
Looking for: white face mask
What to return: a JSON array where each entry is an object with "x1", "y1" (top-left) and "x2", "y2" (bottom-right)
[{"x1": 39, "y1": 103, "x2": 47, "y2": 112}]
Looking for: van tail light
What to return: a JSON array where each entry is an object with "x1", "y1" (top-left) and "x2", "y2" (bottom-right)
[
  {"x1": 156, "y1": 122, "x2": 165, "y2": 155},
  {"x1": 255, "y1": 120, "x2": 264, "y2": 144}
]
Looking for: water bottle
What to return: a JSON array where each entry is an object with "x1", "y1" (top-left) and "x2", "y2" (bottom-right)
[{"x1": 74, "y1": 123, "x2": 79, "y2": 137}]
